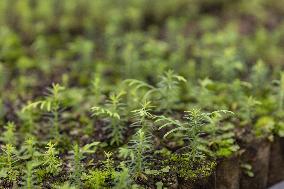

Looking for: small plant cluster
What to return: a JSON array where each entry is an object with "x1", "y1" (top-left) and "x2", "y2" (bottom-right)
[
  {"x1": 0, "y1": 72, "x2": 241, "y2": 188},
  {"x1": 1, "y1": 0, "x2": 284, "y2": 188}
]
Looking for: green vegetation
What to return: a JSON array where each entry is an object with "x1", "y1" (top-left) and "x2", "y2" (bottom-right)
[{"x1": 0, "y1": 0, "x2": 284, "y2": 188}]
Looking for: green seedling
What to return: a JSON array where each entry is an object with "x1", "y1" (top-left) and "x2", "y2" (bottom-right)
[
  {"x1": 131, "y1": 100, "x2": 154, "y2": 132},
  {"x1": 1, "y1": 122, "x2": 16, "y2": 145},
  {"x1": 22, "y1": 83, "x2": 65, "y2": 141},
  {"x1": 0, "y1": 144, "x2": 19, "y2": 182},
  {"x1": 71, "y1": 141, "x2": 100, "y2": 188},
  {"x1": 42, "y1": 141, "x2": 62, "y2": 176},
  {"x1": 126, "y1": 70, "x2": 186, "y2": 111},
  {"x1": 91, "y1": 92, "x2": 126, "y2": 146},
  {"x1": 119, "y1": 129, "x2": 152, "y2": 179}
]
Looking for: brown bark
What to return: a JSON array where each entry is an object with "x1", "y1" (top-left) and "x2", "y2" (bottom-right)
[
  {"x1": 268, "y1": 137, "x2": 284, "y2": 186},
  {"x1": 215, "y1": 156, "x2": 240, "y2": 189},
  {"x1": 240, "y1": 139, "x2": 271, "y2": 189}
]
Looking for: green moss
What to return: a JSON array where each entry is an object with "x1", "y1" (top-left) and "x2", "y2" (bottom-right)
[{"x1": 167, "y1": 154, "x2": 216, "y2": 181}]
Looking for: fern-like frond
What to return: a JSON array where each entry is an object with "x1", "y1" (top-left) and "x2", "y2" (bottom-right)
[
  {"x1": 124, "y1": 79, "x2": 155, "y2": 91},
  {"x1": 91, "y1": 106, "x2": 120, "y2": 119},
  {"x1": 22, "y1": 100, "x2": 52, "y2": 112}
]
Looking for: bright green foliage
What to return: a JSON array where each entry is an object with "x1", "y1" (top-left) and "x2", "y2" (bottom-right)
[
  {"x1": 254, "y1": 116, "x2": 275, "y2": 140},
  {"x1": 1, "y1": 122, "x2": 16, "y2": 145},
  {"x1": 103, "y1": 152, "x2": 115, "y2": 176},
  {"x1": 155, "y1": 181, "x2": 164, "y2": 189},
  {"x1": 156, "y1": 70, "x2": 187, "y2": 111},
  {"x1": 206, "y1": 111, "x2": 239, "y2": 158},
  {"x1": 1, "y1": 0, "x2": 284, "y2": 188},
  {"x1": 22, "y1": 83, "x2": 64, "y2": 112},
  {"x1": 72, "y1": 143, "x2": 82, "y2": 188},
  {"x1": 113, "y1": 163, "x2": 132, "y2": 189},
  {"x1": 270, "y1": 72, "x2": 284, "y2": 137},
  {"x1": 42, "y1": 141, "x2": 62, "y2": 175},
  {"x1": 24, "y1": 162, "x2": 34, "y2": 189},
  {"x1": 241, "y1": 163, "x2": 254, "y2": 177},
  {"x1": 21, "y1": 136, "x2": 39, "y2": 160},
  {"x1": 119, "y1": 129, "x2": 152, "y2": 179},
  {"x1": 126, "y1": 70, "x2": 186, "y2": 111},
  {"x1": 156, "y1": 109, "x2": 213, "y2": 160},
  {"x1": 239, "y1": 96, "x2": 261, "y2": 125},
  {"x1": 250, "y1": 60, "x2": 269, "y2": 92},
  {"x1": 155, "y1": 109, "x2": 237, "y2": 179},
  {"x1": 90, "y1": 75, "x2": 104, "y2": 105},
  {"x1": 53, "y1": 182, "x2": 76, "y2": 189},
  {"x1": 82, "y1": 152, "x2": 114, "y2": 188},
  {"x1": 23, "y1": 161, "x2": 40, "y2": 189},
  {"x1": 272, "y1": 72, "x2": 284, "y2": 112},
  {"x1": 144, "y1": 166, "x2": 170, "y2": 177},
  {"x1": 71, "y1": 141, "x2": 100, "y2": 187},
  {"x1": 83, "y1": 169, "x2": 108, "y2": 189},
  {"x1": 22, "y1": 83, "x2": 65, "y2": 141},
  {"x1": 209, "y1": 123, "x2": 239, "y2": 158},
  {"x1": 91, "y1": 92, "x2": 126, "y2": 145},
  {"x1": 131, "y1": 100, "x2": 154, "y2": 131},
  {"x1": 0, "y1": 144, "x2": 19, "y2": 182},
  {"x1": 194, "y1": 78, "x2": 216, "y2": 109},
  {"x1": 275, "y1": 121, "x2": 284, "y2": 137},
  {"x1": 278, "y1": 73, "x2": 284, "y2": 112},
  {"x1": 18, "y1": 106, "x2": 37, "y2": 135}
]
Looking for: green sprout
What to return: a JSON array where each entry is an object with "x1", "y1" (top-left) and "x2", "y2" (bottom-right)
[
  {"x1": 42, "y1": 141, "x2": 62, "y2": 176},
  {"x1": 71, "y1": 141, "x2": 100, "y2": 187},
  {"x1": 91, "y1": 92, "x2": 126, "y2": 146},
  {"x1": 1, "y1": 122, "x2": 16, "y2": 145},
  {"x1": 119, "y1": 129, "x2": 152, "y2": 179},
  {"x1": 22, "y1": 83, "x2": 65, "y2": 141}
]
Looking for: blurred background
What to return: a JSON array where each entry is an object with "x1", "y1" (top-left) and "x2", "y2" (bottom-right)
[
  {"x1": 1, "y1": 1, "x2": 284, "y2": 188},
  {"x1": 0, "y1": 0, "x2": 284, "y2": 106}
]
